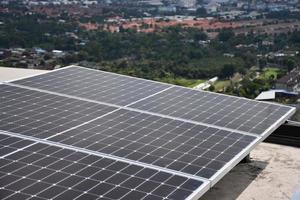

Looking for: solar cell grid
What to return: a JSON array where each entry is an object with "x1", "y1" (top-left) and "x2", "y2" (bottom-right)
[
  {"x1": 0, "y1": 134, "x2": 34, "y2": 157},
  {"x1": 129, "y1": 86, "x2": 294, "y2": 135},
  {"x1": 0, "y1": 134, "x2": 205, "y2": 200},
  {"x1": 0, "y1": 83, "x2": 256, "y2": 180},
  {"x1": 0, "y1": 85, "x2": 117, "y2": 139},
  {"x1": 12, "y1": 66, "x2": 171, "y2": 106},
  {"x1": 48, "y1": 109, "x2": 256, "y2": 179},
  {"x1": 10, "y1": 66, "x2": 294, "y2": 136}
]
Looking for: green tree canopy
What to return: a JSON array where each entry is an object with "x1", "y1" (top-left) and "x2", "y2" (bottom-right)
[
  {"x1": 221, "y1": 64, "x2": 236, "y2": 78},
  {"x1": 218, "y1": 29, "x2": 235, "y2": 42}
]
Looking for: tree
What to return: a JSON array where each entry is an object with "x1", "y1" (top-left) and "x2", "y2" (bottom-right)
[
  {"x1": 285, "y1": 59, "x2": 296, "y2": 71},
  {"x1": 218, "y1": 29, "x2": 234, "y2": 42},
  {"x1": 221, "y1": 64, "x2": 235, "y2": 78},
  {"x1": 290, "y1": 31, "x2": 300, "y2": 44},
  {"x1": 258, "y1": 58, "x2": 267, "y2": 71},
  {"x1": 193, "y1": 31, "x2": 208, "y2": 41}
]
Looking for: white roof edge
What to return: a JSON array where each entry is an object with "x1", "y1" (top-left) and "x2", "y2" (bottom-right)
[
  {"x1": 0, "y1": 66, "x2": 49, "y2": 82},
  {"x1": 255, "y1": 91, "x2": 276, "y2": 100}
]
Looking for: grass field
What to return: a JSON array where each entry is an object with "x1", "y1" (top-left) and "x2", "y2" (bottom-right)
[
  {"x1": 214, "y1": 80, "x2": 231, "y2": 91},
  {"x1": 188, "y1": 79, "x2": 207, "y2": 88},
  {"x1": 192, "y1": 56, "x2": 245, "y2": 71},
  {"x1": 158, "y1": 77, "x2": 206, "y2": 88},
  {"x1": 260, "y1": 67, "x2": 280, "y2": 79}
]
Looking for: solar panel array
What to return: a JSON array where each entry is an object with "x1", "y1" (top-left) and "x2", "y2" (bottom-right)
[
  {"x1": 0, "y1": 85, "x2": 255, "y2": 179},
  {"x1": 0, "y1": 65, "x2": 295, "y2": 199},
  {"x1": 49, "y1": 109, "x2": 255, "y2": 179},
  {"x1": 0, "y1": 134, "x2": 204, "y2": 200},
  {"x1": 13, "y1": 66, "x2": 294, "y2": 135}
]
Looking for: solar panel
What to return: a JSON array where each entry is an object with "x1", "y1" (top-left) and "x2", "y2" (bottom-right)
[
  {"x1": 1, "y1": 66, "x2": 296, "y2": 199},
  {"x1": 12, "y1": 66, "x2": 171, "y2": 106},
  {"x1": 129, "y1": 86, "x2": 294, "y2": 135},
  {"x1": 0, "y1": 133, "x2": 208, "y2": 200},
  {"x1": 10, "y1": 66, "x2": 295, "y2": 136},
  {"x1": 48, "y1": 109, "x2": 256, "y2": 179},
  {"x1": 0, "y1": 84, "x2": 256, "y2": 180},
  {"x1": 0, "y1": 85, "x2": 117, "y2": 139},
  {"x1": 0, "y1": 83, "x2": 257, "y2": 174}
]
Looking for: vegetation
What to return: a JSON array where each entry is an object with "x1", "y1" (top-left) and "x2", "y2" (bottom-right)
[
  {"x1": 260, "y1": 68, "x2": 280, "y2": 80},
  {"x1": 156, "y1": 77, "x2": 205, "y2": 87},
  {"x1": 292, "y1": 109, "x2": 300, "y2": 122},
  {"x1": 214, "y1": 80, "x2": 231, "y2": 91},
  {"x1": 1, "y1": 10, "x2": 300, "y2": 98}
]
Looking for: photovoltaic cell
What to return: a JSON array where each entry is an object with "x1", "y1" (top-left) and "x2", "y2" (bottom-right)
[
  {"x1": 49, "y1": 109, "x2": 256, "y2": 179},
  {"x1": 130, "y1": 86, "x2": 294, "y2": 135},
  {"x1": 12, "y1": 66, "x2": 171, "y2": 106},
  {"x1": 0, "y1": 134, "x2": 205, "y2": 200},
  {"x1": 0, "y1": 85, "x2": 116, "y2": 139}
]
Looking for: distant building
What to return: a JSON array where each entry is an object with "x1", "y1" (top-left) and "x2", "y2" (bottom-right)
[
  {"x1": 52, "y1": 50, "x2": 64, "y2": 57},
  {"x1": 0, "y1": 49, "x2": 12, "y2": 59},
  {"x1": 255, "y1": 90, "x2": 298, "y2": 101},
  {"x1": 276, "y1": 68, "x2": 300, "y2": 92},
  {"x1": 33, "y1": 47, "x2": 46, "y2": 54},
  {"x1": 204, "y1": 2, "x2": 220, "y2": 14},
  {"x1": 177, "y1": 0, "x2": 196, "y2": 8},
  {"x1": 158, "y1": 6, "x2": 177, "y2": 12},
  {"x1": 143, "y1": 0, "x2": 163, "y2": 6},
  {"x1": 223, "y1": 53, "x2": 234, "y2": 58}
]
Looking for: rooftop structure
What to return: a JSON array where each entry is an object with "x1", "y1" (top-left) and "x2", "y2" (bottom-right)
[{"x1": 255, "y1": 90, "x2": 299, "y2": 101}]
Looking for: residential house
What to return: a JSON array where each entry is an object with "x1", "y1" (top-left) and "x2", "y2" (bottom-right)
[{"x1": 276, "y1": 67, "x2": 300, "y2": 92}]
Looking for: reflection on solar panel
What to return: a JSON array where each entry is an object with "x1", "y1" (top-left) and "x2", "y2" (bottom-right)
[
  {"x1": 13, "y1": 66, "x2": 171, "y2": 106},
  {"x1": 0, "y1": 134, "x2": 207, "y2": 200},
  {"x1": 1, "y1": 66, "x2": 296, "y2": 199}
]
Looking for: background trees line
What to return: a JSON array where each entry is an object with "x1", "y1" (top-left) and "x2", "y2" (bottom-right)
[{"x1": 1, "y1": 11, "x2": 300, "y2": 84}]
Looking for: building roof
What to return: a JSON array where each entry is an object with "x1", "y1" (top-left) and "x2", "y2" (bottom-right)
[
  {"x1": 255, "y1": 89, "x2": 298, "y2": 100},
  {"x1": 277, "y1": 67, "x2": 300, "y2": 86},
  {"x1": 200, "y1": 142, "x2": 300, "y2": 200},
  {"x1": 255, "y1": 90, "x2": 276, "y2": 100},
  {"x1": 0, "y1": 66, "x2": 48, "y2": 82}
]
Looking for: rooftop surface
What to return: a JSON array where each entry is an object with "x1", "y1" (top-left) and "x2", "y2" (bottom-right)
[
  {"x1": 1, "y1": 66, "x2": 300, "y2": 200},
  {"x1": 0, "y1": 66, "x2": 48, "y2": 82},
  {"x1": 201, "y1": 142, "x2": 300, "y2": 200}
]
